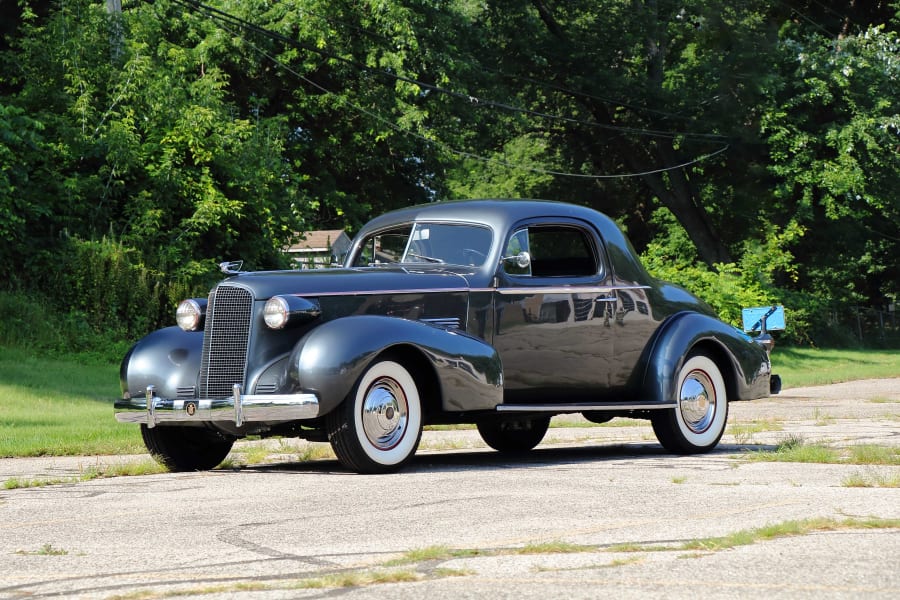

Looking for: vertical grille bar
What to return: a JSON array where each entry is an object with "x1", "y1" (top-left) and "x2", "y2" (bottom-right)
[{"x1": 199, "y1": 285, "x2": 253, "y2": 398}]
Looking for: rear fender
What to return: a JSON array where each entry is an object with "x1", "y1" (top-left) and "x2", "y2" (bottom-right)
[
  {"x1": 288, "y1": 315, "x2": 503, "y2": 415},
  {"x1": 640, "y1": 312, "x2": 771, "y2": 403}
]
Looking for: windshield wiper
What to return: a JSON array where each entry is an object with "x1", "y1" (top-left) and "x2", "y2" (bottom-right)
[{"x1": 405, "y1": 253, "x2": 445, "y2": 264}]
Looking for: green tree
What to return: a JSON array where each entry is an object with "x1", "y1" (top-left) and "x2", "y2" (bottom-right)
[
  {"x1": 2, "y1": 0, "x2": 308, "y2": 278},
  {"x1": 1, "y1": 0, "x2": 898, "y2": 347},
  {"x1": 761, "y1": 24, "x2": 900, "y2": 306}
]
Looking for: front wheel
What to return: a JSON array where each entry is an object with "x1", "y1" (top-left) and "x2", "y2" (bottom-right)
[
  {"x1": 652, "y1": 354, "x2": 728, "y2": 454},
  {"x1": 326, "y1": 360, "x2": 423, "y2": 474},
  {"x1": 141, "y1": 425, "x2": 234, "y2": 471},
  {"x1": 477, "y1": 417, "x2": 550, "y2": 453}
]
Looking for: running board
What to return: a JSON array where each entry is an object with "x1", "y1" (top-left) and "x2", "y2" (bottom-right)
[{"x1": 496, "y1": 401, "x2": 676, "y2": 413}]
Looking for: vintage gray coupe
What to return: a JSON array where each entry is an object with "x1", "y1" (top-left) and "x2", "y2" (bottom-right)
[{"x1": 115, "y1": 200, "x2": 777, "y2": 473}]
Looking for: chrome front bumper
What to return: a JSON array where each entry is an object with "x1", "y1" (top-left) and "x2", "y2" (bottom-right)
[{"x1": 114, "y1": 385, "x2": 319, "y2": 428}]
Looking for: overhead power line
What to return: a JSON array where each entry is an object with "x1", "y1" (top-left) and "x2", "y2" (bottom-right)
[
  {"x1": 170, "y1": 0, "x2": 728, "y2": 143},
  {"x1": 166, "y1": 0, "x2": 732, "y2": 179}
]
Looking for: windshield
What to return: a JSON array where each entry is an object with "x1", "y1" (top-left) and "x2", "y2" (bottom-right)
[{"x1": 352, "y1": 223, "x2": 493, "y2": 268}]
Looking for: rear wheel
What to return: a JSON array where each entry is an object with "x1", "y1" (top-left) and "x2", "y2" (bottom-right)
[
  {"x1": 326, "y1": 359, "x2": 423, "y2": 474},
  {"x1": 477, "y1": 417, "x2": 550, "y2": 453},
  {"x1": 652, "y1": 354, "x2": 728, "y2": 454},
  {"x1": 141, "y1": 425, "x2": 234, "y2": 471}
]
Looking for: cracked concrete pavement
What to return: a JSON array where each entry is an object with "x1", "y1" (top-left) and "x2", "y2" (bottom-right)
[{"x1": 0, "y1": 379, "x2": 898, "y2": 599}]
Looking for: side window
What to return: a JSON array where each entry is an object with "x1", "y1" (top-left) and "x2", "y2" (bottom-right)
[
  {"x1": 505, "y1": 225, "x2": 598, "y2": 278},
  {"x1": 352, "y1": 225, "x2": 412, "y2": 266}
]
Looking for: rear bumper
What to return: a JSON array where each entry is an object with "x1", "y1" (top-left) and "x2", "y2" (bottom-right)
[{"x1": 114, "y1": 385, "x2": 319, "y2": 428}]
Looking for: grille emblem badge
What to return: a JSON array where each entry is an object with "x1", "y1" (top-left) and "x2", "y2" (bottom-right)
[{"x1": 185, "y1": 402, "x2": 197, "y2": 416}]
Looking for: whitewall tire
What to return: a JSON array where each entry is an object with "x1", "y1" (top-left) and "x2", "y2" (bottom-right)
[
  {"x1": 327, "y1": 360, "x2": 423, "y2": 473},
  {"x1": 652, "y1": 354, "x2": 728, "y2": 454}
]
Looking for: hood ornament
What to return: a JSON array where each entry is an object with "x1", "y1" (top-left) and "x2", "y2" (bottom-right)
[{"x1": 219, "y1": 260, "x2": 244, "y2": 275}]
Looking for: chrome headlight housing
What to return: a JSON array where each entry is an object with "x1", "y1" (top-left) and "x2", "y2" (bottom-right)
[
  {"x1": 263, "y1": 296, "x2": 291, "y2": 330},
  {"x1": 263, "y1": 295, "x2": 321, "y2": 330},
  {"x1": 175, "y1": 298, "x2": 207, "y2": 331}
]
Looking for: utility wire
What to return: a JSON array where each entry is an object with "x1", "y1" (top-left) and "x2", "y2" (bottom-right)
[
  {"x1": 244, "y1": 1, "x2": 722, "y2": 127},
  {"x1": 776, "y1": 0, "x2": 841, "y2": 37},
  {"x1": 170, "y1": 0, "x2": 729, "y2": 143},
  {"x1": 184, "y1": 1, "x2": 730, "y2": 180}
]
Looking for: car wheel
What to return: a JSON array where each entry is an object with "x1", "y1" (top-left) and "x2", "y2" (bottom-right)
[
  {"x1": 476, "y1": 417, "x2": 550, "y2": 453},
  {"x1": 141, "y1": 425, "x2": 234, "y2": 471},
  {"x1": 652, "y1": 354, "x2": 728, "y2": 454},
  {"x1": 326, "y1": 360, "x2": 423, "y2": 474}
]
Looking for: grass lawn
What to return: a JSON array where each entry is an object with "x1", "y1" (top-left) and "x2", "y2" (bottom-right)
[
  {"x1": 0, "y1": 347, "x2": 143, "y2": 457},
  {"x1": 773, "y1": 347, "x2": 900, "y2": 387},
  {"x1": 0, "y1": 345, "x2": 898, "y2": 458}
]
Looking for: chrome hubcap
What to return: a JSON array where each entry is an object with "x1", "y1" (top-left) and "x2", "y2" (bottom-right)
[
  {"x1": 361, "y1": 377, "x2": 408, "y2": 450},
  {"x1": 679, "y1": 370, "x2": 716, "y2": 434}
]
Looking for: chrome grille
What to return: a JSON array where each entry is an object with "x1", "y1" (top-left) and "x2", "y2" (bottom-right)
[{"x1": 199, "y1": 285, "x2": 253, "y2": 398}]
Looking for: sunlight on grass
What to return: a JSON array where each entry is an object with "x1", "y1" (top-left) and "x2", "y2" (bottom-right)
[
  {"x1": 728, "y1": 419, "x2": 785, "y2": 444},
  {"x1": 387, "y1": 539, "x2": 595, "y2": 569},
  {"x1": 15, "y1": 543, "x2": 68, "y2": 556},
  {"x1": 846, "y1": 445, "x2": 900, "y2": 465},
  {"x1": 105, "y1": 569, "x2": 423, "y2": 600},
  {"x1": 385, "y1": 545, "x2": 485, "y2": 567},
  {"x1": 609, "y1": 517, "x2": 900, "y2": 554},
  {"x1": 745, "y1": 437, "x2": 900, "y2": 465},
  {"x1": 842, "y1": 469, "x2": 900, "y2": 488},
  {"x1": 0, "y1": 347, "x2": 143, "y2": 457},
  {"x1": 775, "y1": 348, "x2": 900, "y2": 388},
  {"x1": 3, "y1": 458, "x2": 167, "y2": 489},
  {"x1": 518, "y1": 541, "x2": 595, "y2": 554}
]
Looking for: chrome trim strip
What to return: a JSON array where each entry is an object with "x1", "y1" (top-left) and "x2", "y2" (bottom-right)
[
  {"x1": 115, "y1": 387, "x2": 320, "y2": 425},
  {"x1": 291, "y1": 287, "x2": 475, "y2": 297},
  {"x1": 497, "y1": 401, "x2": 675, "y2": 413},
  {"x1": 287, "y1": 284, "x2": 650, "y2": 298},
  {"x1": 497, "y1": 286, "x2": 613, "y2": 295},
  {"x1": 420, "y1": 317, "x2": 461, "y2": 329},
  {"x1": 497, "y1": 285, "x2": 651, "y2": 295}
]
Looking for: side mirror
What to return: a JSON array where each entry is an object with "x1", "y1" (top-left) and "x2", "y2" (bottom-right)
[{"x1": 502, "y1": 251, "x2": 531, "y2": 270}]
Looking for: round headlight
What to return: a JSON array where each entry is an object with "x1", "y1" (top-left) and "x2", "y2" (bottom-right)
[
  {"x1": 264, "y1": 296, "x2": 290, "y2": 329},
  {"x1": 175, "y1": 299, "x2": 205, "y2": 331}
]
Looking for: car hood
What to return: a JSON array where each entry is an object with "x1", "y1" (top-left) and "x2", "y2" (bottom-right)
[{"x1": 216, "y1": 267, "x2": 475, "y2": 300}]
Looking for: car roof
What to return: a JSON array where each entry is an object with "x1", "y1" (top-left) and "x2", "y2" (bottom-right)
[
  {"x1": 360, "y1": 199, "x2": 612, "y2": 235},
  {"x1": 354, "y1": 199, "x2": 650, "y2": 282}
]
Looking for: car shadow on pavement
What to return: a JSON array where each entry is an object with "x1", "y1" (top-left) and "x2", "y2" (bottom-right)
[{"x1": 238, "y1": 441, "x2": 779, "y2": 475}]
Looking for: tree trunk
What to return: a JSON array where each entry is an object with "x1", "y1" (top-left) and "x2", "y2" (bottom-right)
[
  {"x1": 535, "y1": 0, "x2": 733, "y2": 268},
  {"x1": 641, "y1": 142, "x2": 733, "y2": 266}
]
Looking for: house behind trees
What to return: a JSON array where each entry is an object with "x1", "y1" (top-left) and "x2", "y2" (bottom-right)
[{"x1": 285, "y1": 230, "x2": 351, "y2": 269}]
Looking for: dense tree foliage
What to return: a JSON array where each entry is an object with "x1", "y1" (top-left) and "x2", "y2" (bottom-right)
[{"x1": 0, "y1": 0, "x2": 897, "y2": 346}]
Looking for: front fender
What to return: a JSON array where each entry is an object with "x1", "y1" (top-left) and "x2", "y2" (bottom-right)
[
  {"x1": 287, "y1": 316, "x2": 503, "y2": 415},
  {"x1": 120, "y1": 326, "x2": 204, "y2": 400},
  {"x1": 640, "y1": 312, "x2": 771, "y2": 403}
]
